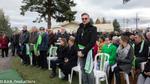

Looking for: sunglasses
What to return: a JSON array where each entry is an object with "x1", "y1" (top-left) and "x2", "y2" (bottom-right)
[{"x1": 82, "y1": 18, "x2": 88, "y2": 21}]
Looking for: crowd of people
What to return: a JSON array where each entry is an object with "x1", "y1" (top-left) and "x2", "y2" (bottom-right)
[{"x1": 0, "y1": 13, "x2": 150, "y2": 84}]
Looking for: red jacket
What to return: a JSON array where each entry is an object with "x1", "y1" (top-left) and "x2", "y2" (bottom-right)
[
  {"x1": 1, "y1": 36, "x2": 9, "y2": 48},
  {"x1": 0, "y1": 36, "x2": 2, "y2": 48}
]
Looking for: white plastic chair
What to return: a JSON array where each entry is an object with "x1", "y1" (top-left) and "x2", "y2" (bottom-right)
[
  {"x1": 47, "y1": 46, "x2": 58, "y2": 70},
  {"x1": 58, "y1": 69, "x2": 71, "y2": 83},
  {"x1": 94, "y1": 53, "x2": 109, "y2": 84},
  {"x1": 70, "y1": 58, "x2": 81, "y2": 84},
  {"x1": 140, "y1": 62, "x2": 147, "y2": 72}
]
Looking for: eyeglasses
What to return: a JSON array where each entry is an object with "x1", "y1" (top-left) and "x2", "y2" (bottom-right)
[{"x1": 82, "y1": 18, "x2": 88, "y2": 21}]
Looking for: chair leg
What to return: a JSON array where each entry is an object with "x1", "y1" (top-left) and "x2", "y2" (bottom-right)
[
  {"x1": 79, "y1": 71, "x2": 82, "y2": 84},
  {"x1": 114, "y1": 74, "x2": 116, "y2": 84},
  {"x1": 96, "y1": 77, "x2": 100, "y2": 84},
  {"x1": 131, "y1": 70, "x2": 134, "y2": 79},
  {"x1": 125, "y1": 73, "x2": 130, "y2": 84},
  {"x1": 30, "y1": 56, "x2": 32, "y2": 65},
  {"x1": 70, "y1": 69, "x2": 74, "y2": 84},
  {"x1": 105, "y1": 75, "x2": 108, "y2": 84},
  {"x1": 68, "y1": 74, "x2": 71, "y2": 83},
  {"x1": 58, "y1": 69, "x2": 64, "y2": 78},
  {"x1": 47, "y1": 59, "x2": 50, "y2": 70}
]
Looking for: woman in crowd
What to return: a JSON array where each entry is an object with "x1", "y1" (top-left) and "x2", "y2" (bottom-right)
[
  {"x1": 50, "y1": 38, "x2": 68, "y2": 78},
  {"x1": 60, "y1": 36, "x2": 77, "y2": 80},
  {"x1": 1, "y1": 33, "x2": 9, "y2": 58},
  {"x1": 101, "y1": 36, "x2": 117, "y2": 84},
  {"x1": 114, "y1": 35, "x2": 134, "y2": 84}
]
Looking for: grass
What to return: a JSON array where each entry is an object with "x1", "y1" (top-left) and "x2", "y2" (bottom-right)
[{"x1": 11, "y1": 57, "x2": 78, "y2": 84}]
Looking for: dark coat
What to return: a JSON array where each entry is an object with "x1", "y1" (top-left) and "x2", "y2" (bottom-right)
[
  {"x1": 29, "y1": 32, "x2": 38, "y2": 44},
  {"x1": 134, "y1": 40, "x2": 149, "y2": 62},
  {"x1": 56, "y1": 46, "x2": 67, "y2": 60},
  {"x1": 19, "y1": 31, "x2": 30, "y2": 45},
  {"x1": 39, "y1": 33, "x2": 49, "y2": 51},
  {"x1": 64, "y1": 45, "x2": 78, "y2": 67},
  {"x1": 75, "y1": 22, "x2": 97, "y2": 58},
  {"x1": 48, "y1": 33, "x2": 57, "y2": 46}
]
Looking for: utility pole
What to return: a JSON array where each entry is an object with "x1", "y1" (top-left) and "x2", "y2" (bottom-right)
[{"x1": 135, "y1": 13, "x2": 139, "y2": 30}]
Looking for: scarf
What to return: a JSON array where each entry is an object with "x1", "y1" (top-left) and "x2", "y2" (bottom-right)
[
  {"x1": 26, "y1": 44, "x2": 32, "y2": 57},
  {"x1": 117, "y1": 44, "x2": 130, "y2": 60},
  {"x1": 132, "y1": 40, "x2": 144, "y2": 53},
  {"x1": 34, "y1": 33, "x2": 43, "y2": 56},
  {"x1": 78, "y1": 44, "x2": 93, "y2": 74},
  {"x1": 132, "y1": 40, "x2": 145, "y2": 67}
]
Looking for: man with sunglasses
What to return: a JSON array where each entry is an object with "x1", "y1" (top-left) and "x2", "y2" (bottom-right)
[{"x1": 75, "y1": 13, "x2": 97, "y2": 84}]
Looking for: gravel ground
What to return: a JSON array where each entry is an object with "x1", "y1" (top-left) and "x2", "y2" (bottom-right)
[{"x1": 0, "y1": 50, "x2": 12, "y2": 71}]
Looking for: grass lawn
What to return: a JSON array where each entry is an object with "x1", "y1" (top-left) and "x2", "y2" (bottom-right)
[{"x1": 11, "y1": 57, "x2": 79, "y2": 84}]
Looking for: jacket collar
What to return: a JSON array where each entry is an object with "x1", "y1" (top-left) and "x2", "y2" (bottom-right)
[{"x1": 80, "y1": 22, "x2": 92, "y2": 28}]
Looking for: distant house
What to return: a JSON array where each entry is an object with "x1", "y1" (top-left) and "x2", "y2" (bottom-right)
[
  {"x1": 52, "y1": 21, "x2": 79, "y2": 33},
  {"x1": 94, "y1": 23, "x2": 114, "y2": 32},
  {"x1": 52, "y1": 18, "x2": 114, "y2": 33}
]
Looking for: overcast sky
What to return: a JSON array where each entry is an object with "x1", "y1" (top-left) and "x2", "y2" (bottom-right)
[{"x1": 0, "y1": 0, "x2": 150, "y2": 28}]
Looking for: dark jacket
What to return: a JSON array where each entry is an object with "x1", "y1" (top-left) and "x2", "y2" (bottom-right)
[
  {"x1": 10, "y1": 34, "x2": 19, "y2": 46},
  {"x1": 19, "y1": 31, "x2": 30, "y2": 45},
  {"x1": 75, "y1": 23, "x2": 97, "y2": 58},
  {"x1": 64, "y1": 45, "x2": 78, "y2": 67},
  {"x1": 48, "y1": 33, "x2": 56, "y2": 46},
  {"x1": 57, "y1": 46, "x2": 68, "y2": 60},
  {"x1": 39, "y1": 33, "x2": 49, "y2": 51},
  {"x1": 29, "y1": 32, "x2": 38, "y2": 44},
  {"x1": 134, "y1": 40, "x2": 149, "y2": 62}
]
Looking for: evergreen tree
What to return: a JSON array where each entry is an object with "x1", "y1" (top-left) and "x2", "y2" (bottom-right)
[
  {"x1": 113, "y1": 19, "x2": 120, "y2": 32},
  {"x1": 20, "y1": 0, "x2": 77, "y2": 28}
]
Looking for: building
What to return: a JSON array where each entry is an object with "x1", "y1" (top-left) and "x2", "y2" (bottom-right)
[{"x1": 52, "y1": 18, "x2": 114, "y2": 33}]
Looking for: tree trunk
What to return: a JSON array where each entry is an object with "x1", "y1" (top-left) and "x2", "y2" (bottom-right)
[
  {"x1": 47, "y1": 0, "x2": 51, "y2": 29},
  {"x1": 48, "y1": 13, "x2": 51, "y2": 29}
]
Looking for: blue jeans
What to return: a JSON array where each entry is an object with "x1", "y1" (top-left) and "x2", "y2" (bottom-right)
[{"x1": 79, "y1": 58, "x2": 95, "y2": 84}]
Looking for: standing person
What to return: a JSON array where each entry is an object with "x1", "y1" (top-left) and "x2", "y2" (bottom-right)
[
  {"x1": 10, "y1": 32, "x2": 20, "y2": 56},
  {"x1": 114, "y1": 35, "x2": 134, "y2": 84},
  {"x1": 29, "y1": 26, "x2": 38, "y2": 66},
  {"x1": 75, "y1": 13, "x2": 97, "y2": 84},
  {"x1": 1, "y1": 33, "x2": 9, "y2": 58},
  {"x1": 10, "y1": 33, "x2": 16, "y2": 56},
  {"x1": 19, "y1": 25, "x2": 30, "y2": 64},
  {"x1": 0, "y1": 34, "x2": 2, "y2": 57},
  {"x1": 38, "y1": 27, "x2": 49, "y2": 69},
  {"x1": 47, "y1": 29, "x2": 56, "y2": 46}
]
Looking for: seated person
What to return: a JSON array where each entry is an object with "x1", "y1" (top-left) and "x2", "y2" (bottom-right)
[
  {"x1": 114, "y1": 35, "x2": 134, "y2": 84},
  {"x1": 60, "y1": 36, "x2": 77, "y2": 80},
  {"x1": 101, "y1": 36, "x2": 117, "y2": 84},
  {"x1": 137, "y1": 57, "x2": 150, "y2": 84},
  {"x1": 134, "y1": 33, "x2": 149, "y2": 69},
  {"x1": 50, "y1": 38, "x2": 68, "y2": 78}
]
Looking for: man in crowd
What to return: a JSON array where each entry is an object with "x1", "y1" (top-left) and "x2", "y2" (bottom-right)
[
  {"x1": 75, "y1": 13, "x2": 97, "y2": 84},
  {"x1": 29, "y1": 26, "x2": 39, "y2": 66},
  {"x1": 19, "y1": 25, "x2": 30, "y2": 64}
]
